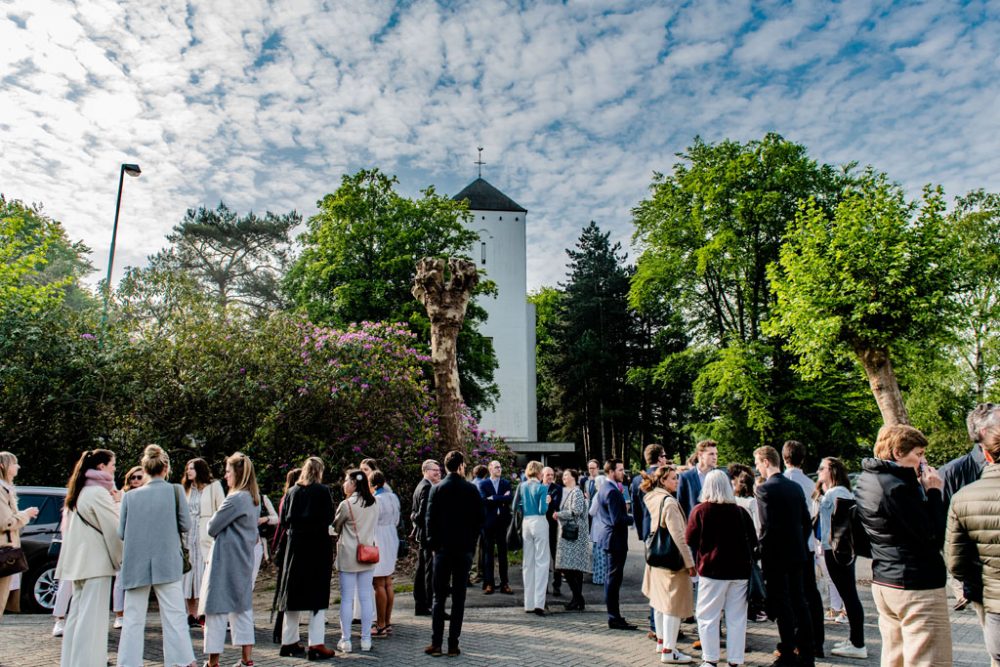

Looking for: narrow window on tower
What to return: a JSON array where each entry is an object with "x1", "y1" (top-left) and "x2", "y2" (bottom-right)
[{"x1": 480, "y1": 241, "x2": 487, "y2": 265}]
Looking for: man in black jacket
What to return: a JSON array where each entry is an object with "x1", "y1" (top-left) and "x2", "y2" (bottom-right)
[
  {"x1": 410, "y1": 459, "x2": 441, "y2": 616},
  {"x1": 755, "y1": 445, "x2": 816, "y2": 667},
  {"x1": 424, "y1": 450, "x2": 485, "y2": 657}
]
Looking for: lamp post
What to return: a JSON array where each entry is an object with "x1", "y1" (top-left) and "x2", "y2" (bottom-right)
[{"x1": 101, "y1": 163, "x2": 141, "y2": 328}]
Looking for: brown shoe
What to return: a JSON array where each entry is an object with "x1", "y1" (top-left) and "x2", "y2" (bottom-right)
[
  {"x1": 500, "y1": 584, "x2": 513, "y2": 594},
  {"x1": 484, "y1": 584, "x2": 495, "y2": 595},
  {"x1": 447, "y1": 645, "x2": 461, "y2": 657},
  {"x1": 424, "y1": 645, "x2": 443, "y2": 657},
  {"x1": 307, "y1": 644, "x2": 335, "y2": 661}
]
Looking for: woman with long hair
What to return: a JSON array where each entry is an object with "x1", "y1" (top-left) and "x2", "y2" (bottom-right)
[
  {"x1": 112, "y1": 465, "x2": 146, "y2": 630},
  {"x1": 554, "y1": 468, "x2": 590, "y2": 610},
  {"x1": 334, "y1": 468, "x2": 378, "y2": 653},
  {"x1": 182, "y1": 457, "x2": 225, "y2": 626},
  {"x1": 817, "y1": 456, "x2": 866, "y2": 658},
  {"x1": 275, "y1": 457, "x2": 336, "y2": 660},
  {"x1": 685, "y1": 469, "x2": 758, "y2": 667},
  {"x1": 370, "y1": 469, "x2": 400, "y2": 637},
  {"x1": 116, "y1": 445, "x2": 197, "y2": 667},
  {"x1": 56, "y1": 449, "x2": 124, "y2": 667},
  {"x1": 517, "y1": 460, "x2": 550, "y2": 615},
  {"x1": 641, "y1": 465, "x2": 695, "y2": 664},
  {"x1": 0, "y1": 452, "x2": 40, "y2": 622},
  {"x1": 200, "y1": 452, "x2": 260, "y2": 667}
]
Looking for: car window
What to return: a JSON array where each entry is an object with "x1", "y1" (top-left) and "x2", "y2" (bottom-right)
[{"x1": 19, "y1": 494, "x2": 62, "y2": 525}]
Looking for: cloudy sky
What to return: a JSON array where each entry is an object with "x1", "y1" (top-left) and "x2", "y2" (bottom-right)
[{"x1": 2, "y1": 0, "x2": 998, "y2": 292}]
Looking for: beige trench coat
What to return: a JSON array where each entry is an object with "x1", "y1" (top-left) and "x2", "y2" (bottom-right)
[{"x1": 640, "y1": 488, "x2": 695, "y2": 618}]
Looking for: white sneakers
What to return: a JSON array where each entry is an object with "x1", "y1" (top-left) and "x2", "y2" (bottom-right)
[
  {"x1": 336, "y1": 639, "x2": 352, "y2": 653},
  {"x1": 113, "y1": 616, "x2": 124, "y2": 629},
  {"x1": 52, "y1": 619, "x2": 65, "y2": 637},
  {"x1": 831, "y1": 640, "x2": 868, "y2": 659},
  {"x1": 360, "y1": 639, "x2": 372, "y2": 652},
  {"x1": 661, "y1": 649, "x2": 693, "y2": 664}
]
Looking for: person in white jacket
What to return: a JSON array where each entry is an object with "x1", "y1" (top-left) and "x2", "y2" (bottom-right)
[{"x1": 56, "y1": 449, "x2": 124, "y2": 667}]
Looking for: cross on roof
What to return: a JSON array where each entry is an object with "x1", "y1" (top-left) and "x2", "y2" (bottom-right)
[{"x1": 475, "y1": 147, "x2": 485, "y2": 178}]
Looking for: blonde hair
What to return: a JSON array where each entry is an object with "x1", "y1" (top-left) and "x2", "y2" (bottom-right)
[
  {"x1": 0, "y1": 452, "x2": 17, "y2": 483},
  {"x1": 525, "y1": 460, "x2": 543, "y2": 479},
  {"x1": 297, "y1": 456, "x2": 325, "y2": 485},
  {"x1": 226, "y1": 452, "x2": 260, "y2": 506},
  {"x1": 873, "y1": 425, "x2": 928, "y2": 461},
  {"x1": 141, "y1": 444, "x2": 170, "y2": 477}
]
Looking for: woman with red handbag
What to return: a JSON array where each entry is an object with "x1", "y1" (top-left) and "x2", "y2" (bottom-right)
[
  {"x1": 0, "y1": 451, "x2": 39, "y2": 621},
  {"x1": 333, "y1": 469, "x2": 378, "y2": 654}
]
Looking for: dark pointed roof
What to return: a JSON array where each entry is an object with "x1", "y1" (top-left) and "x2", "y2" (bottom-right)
[{"x1": 453, "y1": 178, "x2": 527, "y2": 213}]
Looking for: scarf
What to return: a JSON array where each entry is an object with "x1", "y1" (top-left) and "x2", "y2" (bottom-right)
[{"x1": 84, "y1": 468, "x2": 116, "y2": 493}]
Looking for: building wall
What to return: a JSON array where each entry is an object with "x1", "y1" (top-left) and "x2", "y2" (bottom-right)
[{"x1": 469, "y1": 208, "x2": 537, "y2": 442}]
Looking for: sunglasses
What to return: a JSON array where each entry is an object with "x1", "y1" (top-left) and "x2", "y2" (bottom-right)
[{"x1": 129, "y1": 475, "x2": 143, "y2": 481}]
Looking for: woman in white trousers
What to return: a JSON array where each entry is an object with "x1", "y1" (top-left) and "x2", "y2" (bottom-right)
[
  {"x1": 56, "y1": 449, "x2": 124, "y2": 667},
  {"x1": 517, "y1": 461, "x2": 550, "y2": 614},
  {"x1": 116, "y1": 445, "x2": 197, "y2": 667}
]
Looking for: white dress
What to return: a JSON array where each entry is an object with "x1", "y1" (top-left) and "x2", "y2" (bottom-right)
[
  {"x1": 372, "y1": 490, "x2": 400, "y2": 577},
  {"x1": 181, "y1": 486, "x2": 203, "y2": 598}
]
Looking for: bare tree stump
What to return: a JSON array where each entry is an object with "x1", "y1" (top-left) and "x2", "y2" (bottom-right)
[{"x1": 412, "y1": 257, "x2": 479, "y2": 451}]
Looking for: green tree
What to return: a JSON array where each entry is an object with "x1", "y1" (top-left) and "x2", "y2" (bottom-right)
[
  {"x1": 285, "y1": 168, "x2": 497, "y2": 412},
  {"x1": 529, "y1": 286, "x2": 564, "y2": 442},
  {"x1": 767, "y1": 169, "x2": 961, "y2": 426},
  {"x1": 155, "y1": 202, "x2": 299, "y2": 313}
]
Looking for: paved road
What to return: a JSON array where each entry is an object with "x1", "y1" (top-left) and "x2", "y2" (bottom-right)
[{"x1": 0, "y1": 531, "x2": 989, "y2": 666}]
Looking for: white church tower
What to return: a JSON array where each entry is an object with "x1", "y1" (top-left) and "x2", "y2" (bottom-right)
[{"x1": 453, "y1": 176, "x2": 538, "y2": 443}]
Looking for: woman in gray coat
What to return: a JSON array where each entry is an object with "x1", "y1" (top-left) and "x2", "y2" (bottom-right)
[
  {"x1": 555, "y1": 469, "x2": 591, "y2": 610},
  {"x1": 116, "y1": 445, "x2": 197, "y2": 667},
  {"x1": 200, "y1": 452, "x2": 260, "y2": 667}
]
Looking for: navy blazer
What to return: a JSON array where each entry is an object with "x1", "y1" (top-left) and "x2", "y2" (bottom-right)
[
  {"x1": 755, "y1": 473, "x2": 811, "y2": 567},
  {"x1": 676, "y1": 467, "x2": 703, "y2": 518},
  {"x1": 592, "y1": 481, "x2": 630, "y2": 552},
  {"x1": 426, "y1": 473, "x2": 485, "y2": 554},
  {"x1": 477, "y1": 476, "x2": 513, "y2": 529}
]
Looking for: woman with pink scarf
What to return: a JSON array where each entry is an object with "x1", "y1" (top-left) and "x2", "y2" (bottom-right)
[{"x1": 55, "y1": 449, "x2": 124, "y2": 667}]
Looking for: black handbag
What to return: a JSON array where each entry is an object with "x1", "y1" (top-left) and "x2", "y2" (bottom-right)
[
  {"x1": 644, "y1": 496, "x2": 684, "y2": 570},
  {"x1": 506, "y1": 485, "x2": 523, "y2": 551},
  {"x1": 0, "y1": 532, "x2": 28, "y2": 577},
  {"x1": 561, "y1": 520, "x2": 580, "y2": 541}
]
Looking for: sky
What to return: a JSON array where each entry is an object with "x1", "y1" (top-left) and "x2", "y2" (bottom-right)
[{"x1": 2, "y1": 0, "x2": 999, "y2": 293}]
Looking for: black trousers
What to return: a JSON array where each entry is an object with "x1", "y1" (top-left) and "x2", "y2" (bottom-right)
[
  {"x1": 414, "y1": 542, "x2": 435, "y2": 612},
  {"x1": 824, "y1": 550, "x2": 865, "y2": 648},
  {"x1": 547, "y1": 518, "x2": 562, "y2": 589},
  {"x1": 431, "y1": 551, "x2": 473, "y2": 649},
  {"x1": 803, "y1": 554, "x2": 825, "y2": 653},
  {"x1": 481, "y1": 521, "x2": 509, "y2": 587},
  {"x1": 605, "y1": 547, "x2": 627, "y2": 621},
  {"x1": 762, "y1": 559, "x2": 815, "y2": 661},
  {"x1": 564, "y1": 569, "x2": 584, "y2": 601}
]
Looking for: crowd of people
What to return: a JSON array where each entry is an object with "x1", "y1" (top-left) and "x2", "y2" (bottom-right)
[{"x1": 1, "y1": 403, "x2": 999, "y2": 666}]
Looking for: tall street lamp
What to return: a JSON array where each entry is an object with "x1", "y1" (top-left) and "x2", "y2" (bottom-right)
[{"x1": 101, "y1": 162, "x2": 141, "y2": 328}]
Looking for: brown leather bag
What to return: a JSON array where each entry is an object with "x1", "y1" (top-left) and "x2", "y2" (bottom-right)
[{"x1": 0, "y1": 531, "x2": 28, "y2": 577}]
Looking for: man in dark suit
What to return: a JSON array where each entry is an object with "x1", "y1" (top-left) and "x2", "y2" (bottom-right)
[
  {"x1": 755, "y1": 445, "x2": 816, "y2": 667},
  {"x1": 677, "y1": 439, "x2": 717, "y2": 518},
  {"x1": 424, "y1": 450, "x2": 485, "y2": 658},
  {"x1": 593, "y1": 458, "x2": 635, "y2": 630},
  {"x1": 476, "y1": 460, "x2": 513, "y2": 595},
  {"x1": 410, "y1": 459, "x2": 441, "y2": 616}
]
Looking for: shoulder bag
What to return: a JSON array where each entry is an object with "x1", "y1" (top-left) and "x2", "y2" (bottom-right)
[
  {"x1": 506, "y1": 483, "x2": 524, "y2": 551},
  {"x1": 644, "y1": 495, "x2": 684, "y2": 570},
  {"x1": 347, "y1": 498, "x2": 380, "y2": 564},
  {"x1": 559, "y1": 488, "x2": 580, "y2": 541},
  {"x1": 0, "y1": 530, "x2": 28, "y2": 577},
  {"x1": 174, "y1": 485, "x2": 192, "y2": 574}
]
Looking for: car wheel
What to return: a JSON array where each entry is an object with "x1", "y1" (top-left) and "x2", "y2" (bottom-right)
[{"x1": 21, "y1": 559, "x2": 59, "y2": 613}]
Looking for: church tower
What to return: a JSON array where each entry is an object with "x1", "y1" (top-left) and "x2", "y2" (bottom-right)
[{"x1": 453, "y1": 177, "x2": 538, "y2": 443}]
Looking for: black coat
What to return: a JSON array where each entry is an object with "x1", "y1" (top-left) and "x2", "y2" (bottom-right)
[
  {"x1": 276, "y1": 483, "x2": 334, "y2": 612},
  {"x1": 425, "y1": 472, "x2": 484, "y2": 554},
  {"x1": 755, "y1": 473, "x2": 811, "y2": 567},
  {"x1": 411, "y1": 477, "x2": 432, "y2": 543},
  {"x1": 855, "y1": 457, "x2": 946, "y2": 590},
  {"x1": 940, "y1": 444, "x2": 986, "y2": 506}
]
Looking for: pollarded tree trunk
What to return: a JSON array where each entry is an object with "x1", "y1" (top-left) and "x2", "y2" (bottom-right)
[
  {"x1": 854, "y1": 344, "x2": 910, "y2": 426},
  {"x1": 412, "y1": 257, "x2": 479, "y2": 451}
]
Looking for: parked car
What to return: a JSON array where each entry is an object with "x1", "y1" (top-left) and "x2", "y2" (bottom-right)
[{"x1": 16, "y1": 486, "x2": 66, "y2": 613}]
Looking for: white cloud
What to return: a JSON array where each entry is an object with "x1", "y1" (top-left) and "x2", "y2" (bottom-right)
[{"x1": 0, "y1": 0, "x2": 998, "y2": 293}]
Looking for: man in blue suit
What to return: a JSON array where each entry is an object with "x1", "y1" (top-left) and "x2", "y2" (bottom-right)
[
  {"x1": 476, "y1": 460, "x2": 513, "y2": 595},
  {"x1": 593, "y1": 458, "x2": 636, "y2": 630},
  {"x1": 677, "y1": 440, "x2": 718, "y2": 518}
]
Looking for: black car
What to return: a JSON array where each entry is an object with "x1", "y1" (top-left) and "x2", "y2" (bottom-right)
[{"x1": 16, "y1": 486, "x2": 66, "y2": 612}]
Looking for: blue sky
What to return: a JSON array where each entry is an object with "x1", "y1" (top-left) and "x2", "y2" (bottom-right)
[{"x1": 1, "y1": 0, "x2": 998, "y2": 291}]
